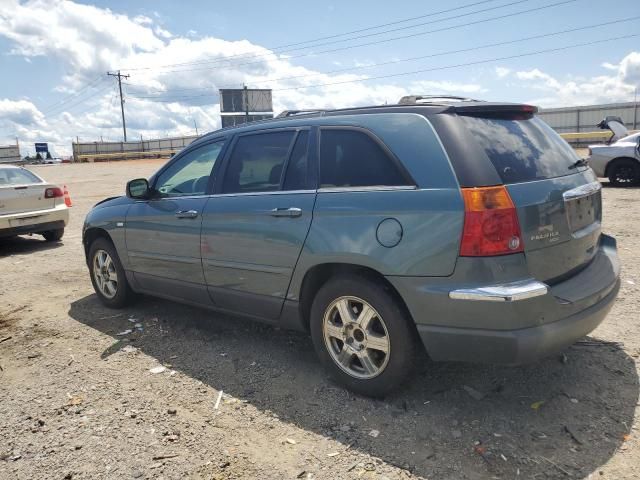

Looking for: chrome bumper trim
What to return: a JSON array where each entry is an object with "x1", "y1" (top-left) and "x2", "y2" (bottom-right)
[{"x1": 449, "y1": 279, "x2": 549, "y2": 302}]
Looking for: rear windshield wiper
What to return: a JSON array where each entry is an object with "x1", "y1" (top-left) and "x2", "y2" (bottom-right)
[{"x1": 568, "y1": 158, "x2": 588, "y2": 170}]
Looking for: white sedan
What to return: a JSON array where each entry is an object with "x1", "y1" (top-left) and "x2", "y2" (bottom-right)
[
  {"x1": 0, "y1": 165, "x2": 69, "y2": 241},
  {"x1": 587, "y1": 117, "x2": 640, "y2": 186}
]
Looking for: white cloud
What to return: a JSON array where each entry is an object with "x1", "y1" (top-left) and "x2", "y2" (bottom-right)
[
  {"x1": 0, "y1": 98, "x2": 44, "y2": 126},
  {"x1": 515, "y1": 51, "x2": 640, "y2": 107},
  {"x1": 495, "y1": 67, "x2": 511, "y2": 78},
  {"x1": 619, "y1": 51, "x2": 640, "y2": 86},
  {"x1": 4, "y1": 0, "x2": 633, "y2": 156},
  {"x1": 0, "y1": 0, "x2": 436, "y2": 154}
]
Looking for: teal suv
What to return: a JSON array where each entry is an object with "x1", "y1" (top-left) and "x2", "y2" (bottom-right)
[{"x1": 83, "y1": 97, "x2": 620, "y2": 396}]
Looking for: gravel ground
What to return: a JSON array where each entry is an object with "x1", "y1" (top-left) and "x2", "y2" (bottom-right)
[{"x1": 1, "y1": 160, "x2": 639, "y2": 480}]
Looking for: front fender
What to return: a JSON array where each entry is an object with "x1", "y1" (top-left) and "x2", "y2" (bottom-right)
[{"x1": 83, "y1": 204, "x2": 131, "y2": 268}]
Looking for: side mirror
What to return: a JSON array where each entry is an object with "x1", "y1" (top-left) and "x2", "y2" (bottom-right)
[{"x1": 126, "y1": 178, "x2": 150, "y2": 199}]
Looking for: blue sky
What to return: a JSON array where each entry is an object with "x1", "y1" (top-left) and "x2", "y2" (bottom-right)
[{"x1": 0, "y1": 0, "x2": 638, "y2": 155}]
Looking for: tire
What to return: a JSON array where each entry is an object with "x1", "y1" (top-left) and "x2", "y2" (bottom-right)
[
  {"x1": 310, "y1": 274, "x2": 417, "y2": 397},
  {"x1": 608, "y1": 158, "x2": 640, "y2": 187},
  {"x1": 42, "y1": 228, "x2": 64, "y2": 242},
  {"x1": 88, "y1": 237, "x2": 135, "y2": 308}
]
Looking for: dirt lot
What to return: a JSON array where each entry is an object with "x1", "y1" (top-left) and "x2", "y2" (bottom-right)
[{"x1": 1, "y1": 160, "x2": 639, "y2": 480}]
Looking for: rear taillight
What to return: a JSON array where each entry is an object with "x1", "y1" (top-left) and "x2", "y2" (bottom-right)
[
  {"x1": 460, "y1": 185, "x2": 523, "y2": 257},
  {"x1": 45, "y1": 187, "x2": 63, "y2": 198}
]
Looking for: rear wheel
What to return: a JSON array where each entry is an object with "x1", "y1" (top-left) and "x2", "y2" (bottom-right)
[
  {"x1": 42, "y1": 228, "x2": 64, "y2": 242},
  {"x1": 310, "y1": 275, "x2": 416, "y2": 397},
  {"x1": 88, "y1": 237, "x2": 134, "y2": 308},
  {"x1": 608, "y1": 158, "x2": 640, "y2": 187}
]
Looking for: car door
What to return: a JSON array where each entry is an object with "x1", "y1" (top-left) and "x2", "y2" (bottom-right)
[
  {"x1": 125, "y1": 139, "x2": 226, "y2": 304},
  {"x1": 201, "y1": 128, "x2": 316, "y2": 319}
]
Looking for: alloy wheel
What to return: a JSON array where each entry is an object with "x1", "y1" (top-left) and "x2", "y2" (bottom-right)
[
  {"x1": 92, "y1": 249, "x2": 118, "y2": 299},
  {"x1": 322, "y1": 296, "x2": 391, "y2": 379}
]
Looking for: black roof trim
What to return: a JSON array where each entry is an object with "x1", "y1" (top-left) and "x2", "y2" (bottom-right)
[{"x1": 193, "y1": 101, "x2": 539, "y2": 144}]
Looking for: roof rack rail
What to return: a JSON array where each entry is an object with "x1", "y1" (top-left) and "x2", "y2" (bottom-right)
[
  {"x1": 398, "y1": 95, "x2": 483, "y2": 105},
  {"x1": 276, "y1": 109, "x2": 326, "y2": 118}
]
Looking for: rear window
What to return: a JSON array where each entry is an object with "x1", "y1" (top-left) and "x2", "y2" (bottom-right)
[
  {"x1": 0, "y1": 168, "x2": 41, "y2": 186},
  {"x1": 460, "y1": 116, "x2": 583, "y2": 184}
]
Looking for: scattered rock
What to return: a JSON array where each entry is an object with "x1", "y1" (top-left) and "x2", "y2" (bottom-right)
[
  {"x1": 368, "y1": 429, "x2": 380, "y2": 438},
  {"x1": 564, "y1": 425, "x2": 584, "y2": 445},
  {"x1": 167, "y1": 408, "x2": 177, "y2": 415},
  {"x1": 149, "y1": 366, "x2": 166, "y2": 374},
  {"x1": 462, "y1": 385, "x2": 486, "y2": 401}
]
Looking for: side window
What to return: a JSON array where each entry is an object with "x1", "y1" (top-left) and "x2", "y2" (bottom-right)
[
  {"x1": 222, "y1": 131, "x2": 295, "y2": 194},
  {"x1": 155, "y1": 141, "x2": 224, "y2": 197},
  {"x1": 283, "y1": 130, "x2": 309, "y2": 190},
  {"x1": 319, "y1": 129, "x2": 409, "y2": 188}
]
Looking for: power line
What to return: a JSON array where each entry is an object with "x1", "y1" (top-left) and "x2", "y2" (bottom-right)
[
  {"x1": 255, "y1": 0, "x2": 502, "y2": 52},
  {"x1": 127, "y1": 16, "x2": 639, "y2": 98},
  {"x1": 120, "y1": 0, "x2": 501, "y2": 71},
  {"x1": 270, "y1": 33, "x2": 639, "y2": 92},
  {"x1": 40, "y1": 82, "x2": 114, "y2": 119},
  {"x1": 40, "y1": 75, "x2": 104, "y2": 112},
  {"x1": 129, "y1": 32, "x2": 639, "y2": 103},
  {"x1": 129, "y1": 93, "x2": 218, "y2": 102},
  {"x1": 122, "y1": 0, "x2": 575, "y2": 74}
]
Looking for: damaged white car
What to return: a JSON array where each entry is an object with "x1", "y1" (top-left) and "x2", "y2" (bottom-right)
[{"x1": 587, "y1": 116, "x2": 640, "y2": 186}]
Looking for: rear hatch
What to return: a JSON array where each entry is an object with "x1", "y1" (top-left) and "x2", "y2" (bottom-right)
[
  {"x1": 0, "y1": 167, "x2": 56, "y2": 216},
  {"x1": 458, "y1": 110, "x2": 601, "y2": 283}
]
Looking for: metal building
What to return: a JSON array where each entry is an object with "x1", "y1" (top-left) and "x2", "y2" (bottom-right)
[
  {"x1": 0, "y1": 141, "x2": 21, "y2": 164},
  {"x1": 538, "y1": 101, "x2": 638, "y2": 133},
  {"x1": 72, "y1": 135, "x2": 198, "y2": 162}
]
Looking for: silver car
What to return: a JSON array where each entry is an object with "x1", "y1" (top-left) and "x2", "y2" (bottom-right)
[{"x1": 0, "y1": 165, "x2": 69, "y2": 241}]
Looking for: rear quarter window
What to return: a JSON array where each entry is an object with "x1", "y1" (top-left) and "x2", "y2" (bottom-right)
[
  {"x1": 319, "y1": 129, "x2": 410, "y2": 188},
  {"x1": 460, "y1": 115, "x2": 583, "y2": 184}
]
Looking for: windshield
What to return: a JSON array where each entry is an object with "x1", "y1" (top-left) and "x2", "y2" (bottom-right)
[{"x1": 460, "y1": 115, "x2": 584, "y2": 184}]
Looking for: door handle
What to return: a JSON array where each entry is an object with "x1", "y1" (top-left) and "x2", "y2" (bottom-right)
[
  {"x1": 175, "y1": 210, "x2": 199, "y2": 219},
  {"x1": 270, "y1": 207, "x2": 302, "y2": 218}
]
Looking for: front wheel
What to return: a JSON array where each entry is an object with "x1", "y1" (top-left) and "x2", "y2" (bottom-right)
[
  {"x1": 88, "y1": 237, "x2": 134, "y2": 308},
  {"x1": 608, "y1": 158, "x2": 640, "y2": 187},
  {"x1": 310, "y1": 275, "x2": 417, "y2": 397}
]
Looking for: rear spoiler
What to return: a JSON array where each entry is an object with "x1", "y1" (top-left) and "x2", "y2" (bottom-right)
[{"x1": 444, "y1": 102, "x2": 538, "y2": 116}]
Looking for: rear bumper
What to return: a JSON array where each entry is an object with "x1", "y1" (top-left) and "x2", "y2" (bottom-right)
[
  {"x1": 0, "y1": 204, "x2": 69, "y2": 238},
  {"x1": 416, "y1": 278, "x2": 619, "y2": 365},
  {"x1": 389, "y1": 234, "x2": 620, "y2": 365}
]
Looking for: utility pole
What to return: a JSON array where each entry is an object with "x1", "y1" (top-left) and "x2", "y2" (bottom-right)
[
  {"x1": 243, "y1": 84, "x2": 249, "y2": 122},
  {"x1": 107, "y1": 71, "x2": 130, "y2": 141},
  {"x1": 634, "y1": 86, "x2": 638, "y2": 130}
]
